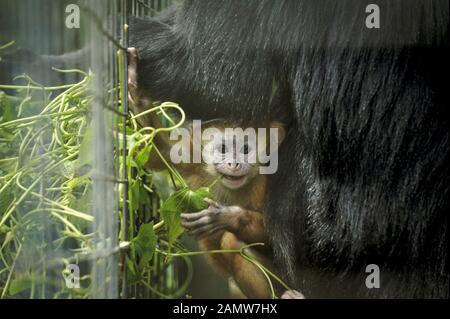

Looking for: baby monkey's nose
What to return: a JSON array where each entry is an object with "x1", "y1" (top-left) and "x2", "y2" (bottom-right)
[{"x1": 226, "y1": 162, "x2": 241, "y2": 170}]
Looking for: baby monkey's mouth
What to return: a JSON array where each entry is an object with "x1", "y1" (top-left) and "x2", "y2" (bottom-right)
[
  {"x1": 222, "y1": 174, "x2": 245, "y2": 180},
  {"x1": 220, "y1": 173, "x2": 248, "y2": 189}
]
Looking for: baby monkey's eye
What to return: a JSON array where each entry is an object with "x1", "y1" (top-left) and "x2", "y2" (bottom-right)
[
  {"x1": 241, "y1": 144, "x2": 250, "y2": 154},
  {"x1": 217, "y1": 143, "x2": 227, "y2": 154}
]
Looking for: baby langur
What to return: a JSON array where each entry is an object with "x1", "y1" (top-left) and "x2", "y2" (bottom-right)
[
  {"x1": 176, "y1": 120, "x2": 285, "y2": 299},
  {"x1": 126, "y1": 47, "x2": 303, "y2": 299}
]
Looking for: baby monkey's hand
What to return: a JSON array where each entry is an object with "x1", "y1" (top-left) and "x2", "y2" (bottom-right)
[{"x1": 181, "y1": 198, "x2": 243, "y2": 239}]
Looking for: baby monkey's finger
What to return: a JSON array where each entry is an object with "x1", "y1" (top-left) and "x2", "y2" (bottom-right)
[
  {"x1": 204, "y1": 198, "x2": 220, "y2": 208},
  {"x1": 181, "y1": 216, "x2": 211, "y2": 230},
  {"x1": 180, "y1": 209, "x2": 210, "y2": 221}
]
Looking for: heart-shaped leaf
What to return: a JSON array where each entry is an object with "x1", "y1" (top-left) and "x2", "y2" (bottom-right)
[
  {"x1": 131, "y1": 222, "x2": 157, "y2": 274},
  {"x1": 160, "y1": 186, "x2": 213, "y2": 248}
]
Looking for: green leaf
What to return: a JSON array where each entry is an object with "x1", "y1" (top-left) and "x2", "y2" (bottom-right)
[
  {"x1": 66, "y1": 175, "x2": 90, "y2": 190},
  {"x1": 0, "y1": 91, "x2": 17, "y2": 122},
  {"x1": 131, "y1": 222, "x2": 157, "y2": 274},
  {"x1": 119, "y1": 131, "x2": 141, "y2": 153},
  {"x1": 186, "y1": 187, "x2": 211, "y2": 211},
  {"x1": 160, "y1": 187, "x2": 189, "y2": 247},
  {"x1": 152, "y1": 172, "x2": 172, "y2": 201},
  {"x1": 135, "y1": 146, "x2": 151, "y2": 167},
  {"x1": 61, "y1": 161, "x2": 75, "y2": 179},
  {"x1": 9, "y1": 277, "x2": 31, "y2": 296},
  {"x1": 126, "y1": 255, "x2": 136, "y2": 276},
  {"x1": 0, "y1": 224, "x2": 10, "y2": 234},
  {"x1": 160, "y1": 186, "x2": 212, "y2": 247},
  {"x1": 130, "y1": 179, "x2": 141, "y2": 209},
  {"x1": 0, "y1": 184, "x2": 14, "y2": 214},
  {"x1": 3, "y1": 231, "x2": 14, "y2": 247},
  {"x1": 76, "y1": 126, "x2": 92, "y2": 168}
]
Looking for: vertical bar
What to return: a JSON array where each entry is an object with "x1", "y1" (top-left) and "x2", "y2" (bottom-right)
[
  {"x1": 120, "y1": 0, "x2": 129, "y2": 300},
  {"x1": 90, "y1": 0, "x2": 119, "y2": 299}
]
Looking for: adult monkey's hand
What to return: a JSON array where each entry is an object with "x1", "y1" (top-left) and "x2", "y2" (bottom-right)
[
  {"x1": 127, "y1": 47, "x2": 154, "y2": 129},
  {"x1": 281, "y1": 290, "x2": 305, "y2": 299}
]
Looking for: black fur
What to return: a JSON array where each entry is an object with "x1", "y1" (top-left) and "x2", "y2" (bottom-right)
[{"x1": 130, "y1": 0, "x2": 449, "y2": 298}]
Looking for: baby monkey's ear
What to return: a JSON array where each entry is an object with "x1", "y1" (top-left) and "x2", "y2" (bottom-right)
[
  {"x1": 257, "y1": 121, "x2": 286, "y2": 161},
  {"x1": 269, "y1": 121, "x2": 286, "y2": 146},
  {"x1": 127, "y1": 47, "x2": 139, "y2": 105}
]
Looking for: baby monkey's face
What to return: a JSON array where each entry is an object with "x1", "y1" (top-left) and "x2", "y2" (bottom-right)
[{"x1": 202, "y1": 128, "x2": 259, "y2": 190}]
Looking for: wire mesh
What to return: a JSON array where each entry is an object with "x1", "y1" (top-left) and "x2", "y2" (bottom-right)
[{"x1": 0, "y1": 0, "x2": 176, "y2": 299}]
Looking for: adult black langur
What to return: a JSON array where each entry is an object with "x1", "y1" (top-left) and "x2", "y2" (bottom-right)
[{"x1": 129, "y1": 0, "x2": 448, "y2": 298}]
